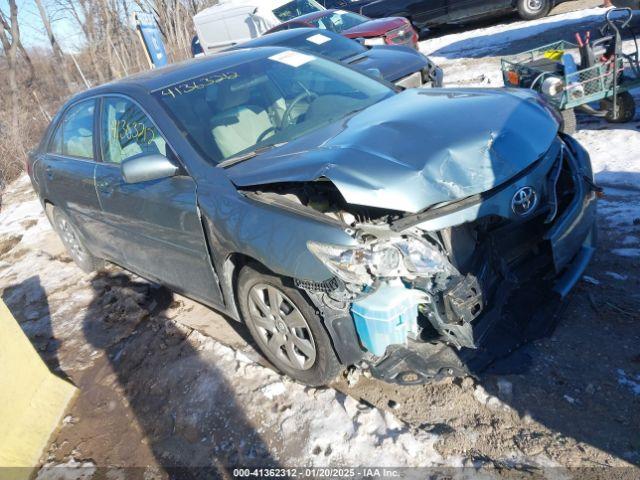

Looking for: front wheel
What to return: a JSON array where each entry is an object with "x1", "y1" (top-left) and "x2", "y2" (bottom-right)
[
  {"x1": 517, "y1": 0, "x2": 551, "y2": 20},
  {"x1": 237, "y1": 264, "x2": 343, "y2": 386}
]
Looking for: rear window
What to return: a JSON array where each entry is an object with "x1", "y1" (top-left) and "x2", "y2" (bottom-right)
[
  {"x1": 273, "y1": 0, "x2": 324, "y2": 21},
  {"x1": 311, "y1": 11, "x2": 368, "y2": 33}
]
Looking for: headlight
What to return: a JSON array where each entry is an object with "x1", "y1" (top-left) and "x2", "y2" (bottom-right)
[
  {"x1": 396, "y1": 236, "x2": 454, "y2": 276},
  {"x1": 307, "y1": 237, "x2": 455, "y2": 286}
]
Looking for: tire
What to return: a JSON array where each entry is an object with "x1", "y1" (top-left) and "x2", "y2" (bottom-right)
[
  {"x1": 517, "y1": 0, "x2": 551, "y2": 20},
  {"x1": 560, "y1": 108, "x2": 577, "y2": 134},
  {"x1": 51, "y1": 206, "x2": 104, "y2": 273},
  {"x1": 601, "y1": 91, "x2": 636, "y2": 123},
  {"x1": 237, "y1": 264, "x2": 342, "y2": 386}
]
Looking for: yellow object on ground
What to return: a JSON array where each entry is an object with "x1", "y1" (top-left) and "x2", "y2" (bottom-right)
[
  {"x1": 543, "y1": 49, "x2": 565, "y2": 61},
  {"x1": 0, "y1": 300, "x2": 76, "y2": 479}
]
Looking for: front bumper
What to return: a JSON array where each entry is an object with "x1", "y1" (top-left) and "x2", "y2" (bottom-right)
[
  {"x1": 546, "y1": 137, "x2": 598, "y2": 295},
  {"x1": 367, "y1": 135, "x2": 598, "y2": 383}
]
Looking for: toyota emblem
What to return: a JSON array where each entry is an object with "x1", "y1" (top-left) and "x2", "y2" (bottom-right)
[{"x1": 511, "y1": 186, "x2": 538, "y2": 216}]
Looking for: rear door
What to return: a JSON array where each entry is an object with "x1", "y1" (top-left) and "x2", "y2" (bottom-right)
[
  {"x1": 37, "y1": 99, "x2": 105, "y2": 252},
  {"x1": 93, "y1": 95, "x2": 223, "y2": 306}
]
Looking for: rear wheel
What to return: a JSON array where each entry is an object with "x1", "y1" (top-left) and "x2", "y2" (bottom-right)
[
  {"x1": 517, "y1": 0, "x2": 551, "y2": 20},
  {"x1": 237, "y1": 264, "x2": 342, "y2": 386},
  {"x1": 601, "y1": 91, "x2": 636, "y2": 123},
  {"x1": 51, "y1": 206, "x2": 104, "y2": 273}
]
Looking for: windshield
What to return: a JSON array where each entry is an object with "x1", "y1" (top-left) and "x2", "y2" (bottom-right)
[
  {"x1": 310, "y1": 10, "x2": 369, "y2": 33},
  {"x1": 270, "y1": 31, "x2": 366, "y2": 61},
  {"x1": 155, "y1": 51, "x2": 393, "y2": 164},
  {"x1": 273, "y1": 0, "x2": 324, "y2": 22}
]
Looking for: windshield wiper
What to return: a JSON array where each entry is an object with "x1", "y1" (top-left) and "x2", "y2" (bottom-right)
[{"x1": 218, "y1": 142, "x2": 288, "y2": 169}]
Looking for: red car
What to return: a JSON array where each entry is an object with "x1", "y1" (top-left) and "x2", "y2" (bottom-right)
[{"x1": 264, "y1": 9, "x2": 419, "y2": 49}]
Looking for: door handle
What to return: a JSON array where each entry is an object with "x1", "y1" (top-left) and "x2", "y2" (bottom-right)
[
  {"x1": 96, "y1": 179, "x2": 115, "y2": 197},
  {"x1": 45, "y1": 165, "x2": 54, "y2": 180}
]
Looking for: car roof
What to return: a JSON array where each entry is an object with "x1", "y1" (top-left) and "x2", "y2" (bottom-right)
[
  {"x1": 195, "y1": 0, "x2": 304, "y2": 19},
  {"x1": 68, "y1": 47, "x2": 288, "y2": 101},
  {"x1": 238, "y1": 27, "x2": 342, "y2": 48}
]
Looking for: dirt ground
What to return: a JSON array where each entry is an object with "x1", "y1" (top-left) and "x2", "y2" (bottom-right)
[{"x1": 1, "y1": 0, "x2": 639, "y2": 478}]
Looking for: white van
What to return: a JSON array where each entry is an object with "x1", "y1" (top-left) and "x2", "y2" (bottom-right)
[{"x1": 194, "y1": 0, "x2": 325, "y2": 54}]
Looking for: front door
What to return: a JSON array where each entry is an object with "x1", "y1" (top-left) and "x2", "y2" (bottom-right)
[
  {"x1": 93, "y1": 95, "x2": 223, "y2": 306},
  {"x1": 446, "y1": 0, "x2": 509, "y2": 21},
  {"x1": 407, "y1": 0, "x2": 448, "y2": 28}
]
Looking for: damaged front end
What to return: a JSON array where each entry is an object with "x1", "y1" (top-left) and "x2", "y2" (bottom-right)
[
  {"x1": 238, "y1": 131, "x2": 598, "y2": 385},
  {"x1": 228, "y1": 88, "x2": 598, "y2": 385}
]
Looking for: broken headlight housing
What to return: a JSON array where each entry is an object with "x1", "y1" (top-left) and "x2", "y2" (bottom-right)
[{"x1": 307, "y1": 237, "x2": 455, "y2": 286}]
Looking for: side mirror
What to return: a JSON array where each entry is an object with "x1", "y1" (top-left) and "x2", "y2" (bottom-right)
[{"x1": 121, "y1": 154, "x2": 179, "y2": 184}]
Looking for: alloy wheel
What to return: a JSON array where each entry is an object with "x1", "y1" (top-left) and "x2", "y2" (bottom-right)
[
  {"x1": 247, "y1": 283, "x2": 316, "y2": 371},
  {"x1": 527, "y1": 0, "x2": 543, "y2": 11},
  {"x1": 57, "y1": 216, "x2": 88, "y2": 263}
]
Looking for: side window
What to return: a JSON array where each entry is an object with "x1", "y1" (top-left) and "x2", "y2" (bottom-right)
[
  {"x1": 101, "y1": 97, "x2": 167, "y2": 165},
  {"x1": 49, "y1": 124, "x2": 63, "y2": 155},
  {"x1": 49, "y1": 100, "x2": 96, "y2": 159},
  {"x1": 314, "y1": 18, "x2": 329, "y2": 30}
]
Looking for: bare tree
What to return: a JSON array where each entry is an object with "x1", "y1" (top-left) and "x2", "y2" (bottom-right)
[
  {"x1": 0, "y1": 13, "x2": 35, "y2": 86},
  {"x1": 35, "y1": 0, "x2": 75, "y2": 92},
  {"x1": 0, "y1": 1, "x2": 21, "y2": 138},
  {"x1": 0, "y1": 0, "x2": 212, "y2": 189},
  {"x1": 134, "y1": 0, "x2": 208, "y2": 61}
]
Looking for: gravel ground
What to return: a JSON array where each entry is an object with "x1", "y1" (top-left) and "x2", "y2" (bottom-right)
[{"x1": 1, "y1": 1, "x2": 639, "y2": 478}]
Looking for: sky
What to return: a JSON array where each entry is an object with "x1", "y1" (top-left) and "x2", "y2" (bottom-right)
[{"x1": 1, "y1": 0, "x2": 92, "y2": 51}]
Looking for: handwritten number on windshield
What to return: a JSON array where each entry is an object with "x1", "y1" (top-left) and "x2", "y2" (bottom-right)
[{"x1": 160, "y1": 72, "x2": 239, "y2": 99}]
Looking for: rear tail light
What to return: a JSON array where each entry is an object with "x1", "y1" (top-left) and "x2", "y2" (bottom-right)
[
  {"x1": 385, "y1": 23, "x2": 417, "y2": 47},
  {"x1": 24, "y1": 150, "x2": 37, "y2": 177}
]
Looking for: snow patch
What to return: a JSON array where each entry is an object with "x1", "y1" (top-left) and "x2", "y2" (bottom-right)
[
  {"x1": 184, "y1": 331, "x2": 446, "y2": 466},
  {"x1": 574, "y1": 129, "x2": 640, "y2": 192},
  {"x1": 36, "y1": 459, "x2": 97, "y2": 480},
  {"x1": 420, "y1": 7, "x2": 610, "y2": 58},
  {"x1": 261, "y1": 382, "x2": 286, "y2": 399}
]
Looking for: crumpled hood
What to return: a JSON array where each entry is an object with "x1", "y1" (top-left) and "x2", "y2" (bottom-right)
[{"x1": 226, "y1": 88, "x2": 559, "y2": 213}]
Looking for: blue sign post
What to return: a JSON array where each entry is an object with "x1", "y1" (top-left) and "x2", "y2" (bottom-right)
[{"x1": 134, "y1": 13, "x2": 168, "y2": 69}]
